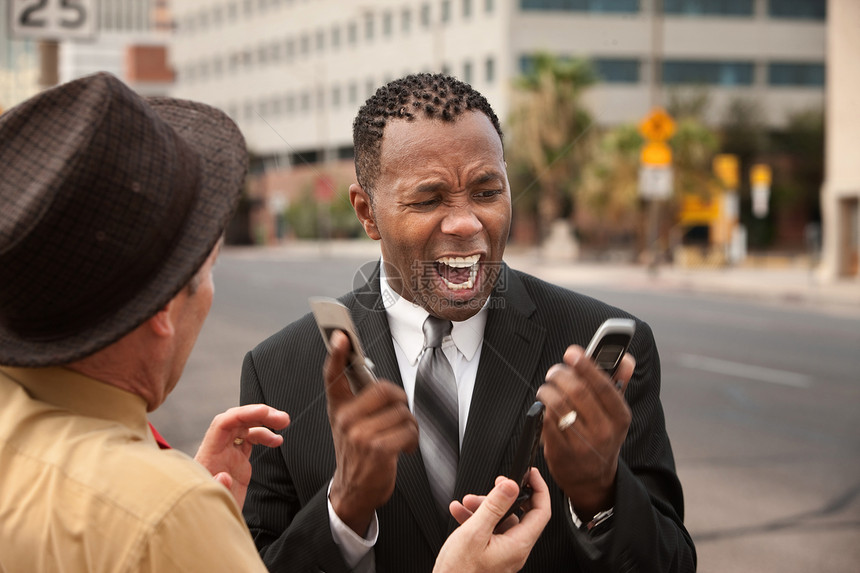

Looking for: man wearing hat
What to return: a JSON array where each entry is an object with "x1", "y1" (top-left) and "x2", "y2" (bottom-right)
[{"x1": 0, "y1": 72, "x2": 550, "y2": 572}]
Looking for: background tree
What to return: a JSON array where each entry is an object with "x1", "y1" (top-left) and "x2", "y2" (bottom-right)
[
  {"x1": 507, "y1": 52, "x2": 597, "y2": 245},
  {"x1": 578, "y1": 124, "x2": 642, "y2": 254},
  {"x1": 768, "y1": 108, "x2": 824, "y2": 250}
]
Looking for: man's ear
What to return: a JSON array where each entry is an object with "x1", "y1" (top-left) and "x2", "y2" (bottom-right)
[
  {"x1": 147, "y1": 300, "x2": 176, "y2": 338},
  {"x1": 349, "y1": 183, "x2": 381, "y2": 240}
]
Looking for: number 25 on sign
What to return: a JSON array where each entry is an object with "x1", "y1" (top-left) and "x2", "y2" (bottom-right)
[{"x1": 10, "y1": 0, "x2": 97, "y2": 41}]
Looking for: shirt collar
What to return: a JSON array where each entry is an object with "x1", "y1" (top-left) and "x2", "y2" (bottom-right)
[
  {"x1": 0, "y1": 365, "x2": 153, "y2": 442},
  {"x1": 380, "y1": 259, "x2": 488, "y2": 365}
]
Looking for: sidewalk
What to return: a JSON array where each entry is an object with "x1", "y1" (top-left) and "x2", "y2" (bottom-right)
[
  {"x1": 504, "y1": 250, "x2": 860, "y2": 317},
  {"x1": 228, "y1": 241, "x2": 860, "y2": 317}
]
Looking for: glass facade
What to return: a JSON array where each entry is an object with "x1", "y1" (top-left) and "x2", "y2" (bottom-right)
[
  {"x1": 593, "y1": 58, "x2": 640, "y2": 83},
  {"x1": 520, "y1": 0, "x2": 639, "y2": 13},
  {"x1": 768, "y1": 0, "x2": 826, "y2": 19},
  {"x1": 768, "y1": 62, "x2": 825, "y2": 86},
  {"x1": 663, "y1": 60, "x2": 754, "y2": 85},
  {"x1": 664, "y1": 0, "x2": 753, "y2": 16}
]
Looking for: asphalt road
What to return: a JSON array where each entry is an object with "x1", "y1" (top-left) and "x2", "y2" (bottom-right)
[{"x1": 151, "y1": 248, "x2": 860, "y2": 573}]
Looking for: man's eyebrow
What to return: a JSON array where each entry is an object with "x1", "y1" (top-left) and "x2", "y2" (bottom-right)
[
  {"x1": 414, "y1": 181, "x2": 447, "y2": 194},
  {"x1": 473, "y1": 172, "x2": 503, "y2": 185},
  {"x1": 413, "y1": 172, "x2": 503, "y2": 194}
]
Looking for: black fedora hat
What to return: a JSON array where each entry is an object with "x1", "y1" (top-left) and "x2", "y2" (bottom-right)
[{"x1": 0, "y1": 72, "x2": 247, "y2": 367}]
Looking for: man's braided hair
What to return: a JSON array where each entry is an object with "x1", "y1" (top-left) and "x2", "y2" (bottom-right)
[{"x1": 352, "y1": 73, "x2": 504, "y2": 198}]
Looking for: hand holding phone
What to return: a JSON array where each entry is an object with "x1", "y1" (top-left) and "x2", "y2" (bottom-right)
[
  {"x1": 584, "y1": 318, "x2": 635, "y2": 380},
  {"x1": 500, "y1": 400, "x2": 545, "y2": 524},
  {"x1": 309, "y1": 297, "x2": 378, "y2": 394}
]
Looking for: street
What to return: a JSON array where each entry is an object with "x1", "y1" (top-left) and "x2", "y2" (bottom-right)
[{"x1": 151, "y1": 246, "x2": 860, "y2": 573}]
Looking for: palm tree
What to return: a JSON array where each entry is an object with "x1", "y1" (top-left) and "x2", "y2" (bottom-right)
[{"x1": 507, "y1": 52, "x2": 597, "y2": 248}]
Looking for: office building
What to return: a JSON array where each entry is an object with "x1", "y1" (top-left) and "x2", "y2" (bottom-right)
[{"x1": 168, "y1": 0, "x2": 826, "y2": 242}]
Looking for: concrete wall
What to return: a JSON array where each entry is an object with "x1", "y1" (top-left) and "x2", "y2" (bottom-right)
[{"x1": 820, "y1": 0, "x2": 860, "y2": 279}]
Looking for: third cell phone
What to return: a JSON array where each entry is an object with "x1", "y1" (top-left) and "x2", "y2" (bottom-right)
[{"x1": 501, "y1": 400, "x2": 545, "y2": 523}]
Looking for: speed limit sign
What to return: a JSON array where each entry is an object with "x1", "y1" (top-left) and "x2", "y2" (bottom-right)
[{"x1": 9, "y1": 0, "x2": 97, "y2": 41}]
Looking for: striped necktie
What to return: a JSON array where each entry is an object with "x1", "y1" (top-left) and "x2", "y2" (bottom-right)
[{"x1": 414, "y1": 315, "x2": 459, "y2": 513}]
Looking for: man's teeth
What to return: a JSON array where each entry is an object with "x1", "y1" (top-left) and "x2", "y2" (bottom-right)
[
  {"x1": 437, "y1": 255, "x2": 479, "y2": 290},
  {"x1": 437, "y1": 254, "x2": 480, "y2": 268}
]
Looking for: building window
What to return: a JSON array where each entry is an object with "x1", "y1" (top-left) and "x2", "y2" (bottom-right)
[
  {"x1": 337, "y1": 146, "x2": 355, "y2": 160},
  {"x1": 229, "y1": 52, "x2": 241, "y2": 72},
  {"x1": 332, "y1": 85, "x2": 342, "y2": 107},
  {"x1": 520, "y1": 0, "x2": 639, "y2": 12},
  {"x1": 402, "y1": 8, "x2": 412, "y2": 33},
  {"x1": 316, "y1": 29, "x2": 325, "y2": 52},
  {"x1": 768, "y1": 0, "x2": 826, "y2": 19},
  {"x1": 348, "y1": 21, "x2": 358, "y2": 45},
  {"x1": 464, "y1": 0, "x2": 473, "y2": 18},
  {"x1": 463, "y1": 60, "x2": 473, "y2": 83},
  {"x1": 300, "y1": 34, "x2": 310, "y2": 56},
  {"x1": 593, "y1": 58, "x2": 640, "y2": 83},
  {"x1": 300, "y1": 91, "x2": 310, "y2": 112},
  {"x1": 383, "y1": 11, "x2": 393, "y2": 37},
  {"x1": 366, "y1": 78, "x2": 376, "y2": 99},
  {"x1": 441, "y1": 0, "x2": 452, "y2": 23},
  {"x1": 348, "y1": 82, "x2": 358, "y2": 104},
  {"x1": 331, "y1": 25, "x2": 341, "y2": 49},
  {"x1": 662, "y1": 60, "x2": 754, "y2": 86},
  {"x1": 364, "y1": 13, "x2": 375, "y2": 41},
  {"x1": 768, "y1": 62, "x2": 825, "y2": 86},
  {"x1": 485, "y1": 0, "x2": 494, "y2": 13},
  {"x1": 270, "y1": 40, "x2": 282, "y2": 61},
  {"x1": 286, "y1": 93, "x2": 295, "y2": 114},
  {"x1": 421, "y1": 3, "x2": 432, "y2": 28},
  {"x1": 485, "y1": 56, "x2": 495, "y2": 83},
  {"x1": 285, "y1": 38, "x2": 295, "y2": 61},
  {"x1": 663, "y1": 0, "x2": 753, "y2": 16}
]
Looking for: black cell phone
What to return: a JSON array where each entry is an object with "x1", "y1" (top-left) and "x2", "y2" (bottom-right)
[
  {"x1": 500, "y1": 400, "x2": 545, "y2": 523},
  {"x1": 309, "y1": 297, "x2": 378, "y2": 394},
  {"x1": 584, "y1": 318, "x2": 636, "y2": 378}
]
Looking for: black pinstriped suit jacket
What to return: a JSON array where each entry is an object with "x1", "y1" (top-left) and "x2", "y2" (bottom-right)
[{"x1": 240, "y1": 264, "x2": 696, "y2": 572}]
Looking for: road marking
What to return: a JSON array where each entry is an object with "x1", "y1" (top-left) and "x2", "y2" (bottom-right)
[{"x1": 676, "y1": 354, "x2": 812, "y2": 388}]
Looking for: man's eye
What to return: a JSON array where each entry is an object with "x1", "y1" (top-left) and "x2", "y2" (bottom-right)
[
  {"x1": 410, "y1": 198, "x2": 440, "y2": 208},
  {"x1": 475, "y1": 189, "x2": 502, "y2": 199}
]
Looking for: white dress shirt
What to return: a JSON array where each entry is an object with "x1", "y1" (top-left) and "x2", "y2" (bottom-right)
[
  {"x1": 327, "y1": 261, "x2": 490, "y2": 570},
  {"x1": 381, "y1": 270, "x2": 488, "y2": 445}
]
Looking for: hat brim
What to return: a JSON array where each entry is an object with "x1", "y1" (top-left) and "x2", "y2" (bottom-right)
[{"x1": 0, "y1": 98, "x2": 247, "y2": 366}]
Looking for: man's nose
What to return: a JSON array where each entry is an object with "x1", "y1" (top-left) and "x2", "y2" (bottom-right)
[{"x1": 440, "y1": 204, "x2": 482, "y2": 238}]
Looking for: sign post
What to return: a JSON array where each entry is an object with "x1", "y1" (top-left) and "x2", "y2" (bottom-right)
[
  {"x1": 9, "y1": 0, "x2": 98, "y2": 89},
  {"x1": 638, "y1": 108, "x2": 676, "y2": 273},
  {"x1": 712, "y1": 154, "x2": 743, "y2": 264}
]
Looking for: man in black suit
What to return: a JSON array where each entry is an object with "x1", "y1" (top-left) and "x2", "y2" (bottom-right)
[{"x1": 241, "y1": 73, "x2": 696, "y2": 572}]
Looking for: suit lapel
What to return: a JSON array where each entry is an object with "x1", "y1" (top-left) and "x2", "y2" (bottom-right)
[
  {"x1": 454, "y1": 265, "x2": 547, "y2": 515},
  {"x1": 349, "y1": 266, "x2": 448, "y2": 551}
]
